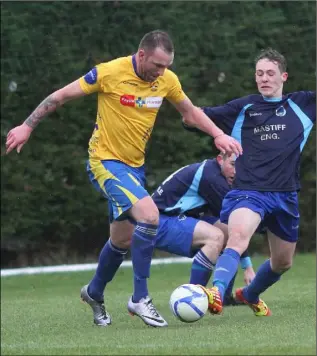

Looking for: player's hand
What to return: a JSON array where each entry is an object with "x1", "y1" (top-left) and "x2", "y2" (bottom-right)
[
  {"x1": 214, "y1": 134, "x2": 243, "y2": 157},
  {"x1": 6, "y1": 123, "x2": 33, "y2": 154},
  {"x1": 243, "y1": 266, "x2": 256, "y2": 285}
]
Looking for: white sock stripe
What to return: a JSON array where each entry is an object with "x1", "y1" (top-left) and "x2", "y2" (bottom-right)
[
  {"x1": 196, "y1": 251, "x2": 213, "y2": 265},
  {"x1": 136, "y1": 225, "x2": 157, "y2": 233},
  {"x1": 108, "y1": 240, "x2": 128, "y2": 255},
  {"x1": 194, "y1": 252, "x2": 213, "y2": 270},
  {"x1": 135, "y1": 230, "x2": 157, "y2": 236},
  {"x1": 194, "y1": 257, "x2": 212, "y2": 270},
  {"x1": 136, "y1": 224, "x2": 157, "y2": 229},
  {"x1": 195, "y1": 257, "x2": 213, "y2": 270},
  {"x1": 135, "y1": 226, "x2": 157, "y2": 235},
  {"x1": 133, "y1": 231, "x2": 156, "y2": 240}
]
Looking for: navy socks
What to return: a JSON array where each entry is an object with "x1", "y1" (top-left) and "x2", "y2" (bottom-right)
[
  {"x1": 88, "y1": 239, "x2": 127, "y2": 302},
  {"x1": 131, "y1": 222, "x2": 157, "y2": 302}
]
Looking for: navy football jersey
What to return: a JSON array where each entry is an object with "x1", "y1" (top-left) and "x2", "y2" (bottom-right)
[
  {"x1": 203, "y1": 91, "x2": 315, "y2": 191},
  {"x1": 152, "y1": 159, "x2": 230, "y2": 217}
]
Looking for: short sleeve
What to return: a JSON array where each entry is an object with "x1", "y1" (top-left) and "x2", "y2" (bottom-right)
[
  {"x1": 165, "y1": 71, "x2": 187, "y2": 104},
  {"x1": 290, "y1": 91, "x2": 316, "y2": 123},
  {"x1": 303, "y1": 91, "x2": 316, "y2": 123},
  {"x1": 203, "y1": 98, "x2": 245, "y2": 135},
  {"x1": 304, "y1": 91, "x2": 316, "y2": 104},
  {"x1": 79, "y1": 63, "x2": 111, "y2": 94}
]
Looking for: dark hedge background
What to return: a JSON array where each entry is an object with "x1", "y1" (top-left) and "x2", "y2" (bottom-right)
[{"x1": 1, "y1": 1, "x2": 315, "y2": 267}]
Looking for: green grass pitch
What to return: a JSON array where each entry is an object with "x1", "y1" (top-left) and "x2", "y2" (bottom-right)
[{"x1": 1, "y1": 254, "x2": 316, "y2": 355}]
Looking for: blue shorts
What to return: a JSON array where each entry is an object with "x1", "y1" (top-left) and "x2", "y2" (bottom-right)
[
  {"x1": 155, "y1": 214, "x2": 219, "y2": 257},
  {"x1": 87, "y1": 159, "x2": 148, "y2": 223},
  {"x1": 220, "y1": 190, "x2": 300, "y2": 242}
]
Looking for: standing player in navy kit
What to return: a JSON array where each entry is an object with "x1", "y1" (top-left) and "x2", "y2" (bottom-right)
[
  {"x1": 152, "y1": 153, "x2": 256, "y2": 305},
  {"x1": 184, "y1": 48, "x2": 316, "y2": 315}
]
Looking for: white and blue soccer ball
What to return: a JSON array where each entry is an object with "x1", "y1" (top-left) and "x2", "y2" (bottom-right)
[{"x1": 169, "y1": 284, "x2": 208, "y2": 323}]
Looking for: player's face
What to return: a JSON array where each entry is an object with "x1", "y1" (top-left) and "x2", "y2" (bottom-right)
[
  {"x1": 218, "y1": 153, "x2": 236, "y2": 185},
  {"x1": 255, "y1": 59, "x2": 288, "y2": 98},
  {"x1": 138, "y1": 47, "x2": 174, "y2": 82}
]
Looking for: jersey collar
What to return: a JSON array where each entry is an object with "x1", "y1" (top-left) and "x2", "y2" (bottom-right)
[
  {"x1": 132, "y1": 54, "x2": 143, "y2": 80},
  {"x1": 262, "y1": 95, "x2": 283, "y2": 102}
]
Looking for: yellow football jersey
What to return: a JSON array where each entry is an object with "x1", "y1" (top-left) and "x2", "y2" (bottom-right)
[{"x1": 79, "y1": 55, "x2": 187, "y2": 167}]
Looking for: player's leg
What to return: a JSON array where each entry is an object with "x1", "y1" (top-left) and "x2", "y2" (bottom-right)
[
  {"x1": 190, "y1": 217, "x2": 224, "y2": 286},
  {"x1": 127, "y1": 196, "x2": 168, "y2": 327},
  {"x1": 81, "y1": 159, "x2": 149, "y2": 326},
  {"x1": 154, "y1": 214, "x2": 199, "y2": 258},
  {"x1": 224, "y1": 249, "x2": 255, "y2": 306},
  {"x1": 222, "y1": 271, "x2": 239, "y2": 305},
  {"x1": 81, "y1": 219, "x2": 133, "y2": 326},
  {"x1": 153, "y1": 215, "x2": 223, "y2": 286},
  {"x1": 235, "y1": 231, "x2": 295, "y2": 316},
  {"x1": 235, "y1": 192, "x2": 299, "y2": 316},
  {"x1": 268, "y1": 230, "x2": 296, "y2": 273},
  {"x1": 211, "y1": 220, "x2": 239, "y2": 305},
  {"x1": 86, "y1": 219, "x2": 134, "y2": 302},
  {"x1": 128, "y1": 195, "x2": 159, "y2": 302},
  {"x1": 212, "y1": 208, "x2": 261, "y2": 301},
  {"x1": 241, "y1": 230, "x2": 296, "y2": 302},
  {"x1": 213, "y1": 219, "x2": 230, "y2": 245},
  {"x1": 203, "y1": 217, "x2": 256, "y2": 307},
  {"x1": 203, "y1": 191, "x2": 263, "y2": 314}
]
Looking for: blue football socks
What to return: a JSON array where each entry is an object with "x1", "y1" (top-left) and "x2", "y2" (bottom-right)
[
  {"x1": 243, "y1": 259, "x2": 281, "y2": 303},
  {"x1": 224, "y1": 271, "x2": 238, "y2": 299},
  {"x1": 213, "y1": 248, "x2": 240, "y2": 301},
  {"x1": 131, "y1": 222, "x2": 157, "y2": 302},
  {"x1": 88, "y1": 239, "x2": 127, "y2": 302},
  {"x1": 190, "y1": 250, "x2": 215, "y2": 286}
]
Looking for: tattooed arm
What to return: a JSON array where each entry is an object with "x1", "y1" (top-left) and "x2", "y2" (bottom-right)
[{"x1": 6, "y1": 80, "x2": 86, "y2": 154}]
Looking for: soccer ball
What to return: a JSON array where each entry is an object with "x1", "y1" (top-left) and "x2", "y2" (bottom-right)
[{"x1": 169, "y1": 284, "x2": 208, "y2": 323}]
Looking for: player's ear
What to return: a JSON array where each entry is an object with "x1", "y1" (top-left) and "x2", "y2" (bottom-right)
[
  {"x1": 282, "y1": 72, "x2": 288, "y2": 82},
  {"x1": 216, "y1": 154, "x2": 223, "y2": 165},
  {"x1": 138, "y1": 49, "x2": 146, "y2": 62}
]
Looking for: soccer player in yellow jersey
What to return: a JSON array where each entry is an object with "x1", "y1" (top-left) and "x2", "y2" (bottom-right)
[{"x1": 6, "y1": 30, "x2": 242, "y2": 328}]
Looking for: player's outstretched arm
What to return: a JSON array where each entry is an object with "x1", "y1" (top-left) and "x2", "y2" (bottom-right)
[
  {"x1": 6, "y1": 80, "x2": 86, "y2": 154},
  {"x1": 173, "y1": 98, "x2": 243, "y2": 156}
]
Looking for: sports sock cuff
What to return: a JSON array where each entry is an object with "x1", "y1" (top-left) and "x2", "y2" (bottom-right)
[
  {"x1": 108, "y1": 239, "x2": 128, "y2": 254},
  {"x1": 135, "y1": 222, "x2": 158, "y2": 236},
  {"x1": 194, "y1": 250, "x2": 214, "y2": 270},
  {"x1": 224, "y1": 247, "x2": 240, "y2": 260}
]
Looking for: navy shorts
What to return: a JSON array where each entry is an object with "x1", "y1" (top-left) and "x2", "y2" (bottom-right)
[
  {"x1": 155, "y1": 214, "x2": 219, "y2": 257},
  {"x1": 87, "y1": 159, "x2": 148, "y2": 223},
  {"x1": 220, "y1": 190, "x2": 300, "y2": 242}
]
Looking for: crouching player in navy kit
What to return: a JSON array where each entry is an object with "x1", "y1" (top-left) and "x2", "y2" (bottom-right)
[
  {"x1": 184, "y1": 48, "x2": 316, "y2": 316},
  {"x1": 152, "y1": 152, "x2": 256, "y2": 305}
]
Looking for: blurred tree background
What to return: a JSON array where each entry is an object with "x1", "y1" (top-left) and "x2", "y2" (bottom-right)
[{"x1": 1, "y1": 1, "x2": 315, "y2": 267}]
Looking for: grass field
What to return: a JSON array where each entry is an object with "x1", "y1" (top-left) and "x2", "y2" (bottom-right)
[{"x1": 1, "y1": 254, "x2": 316, "y2": 355}]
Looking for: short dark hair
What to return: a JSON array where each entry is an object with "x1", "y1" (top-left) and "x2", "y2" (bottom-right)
[
  {"x1": 255, "y1": 48, "x2": 287, "y2": 72},
  {"x1": 138, "y1": 30, "x2": 174, "y2": 54}
]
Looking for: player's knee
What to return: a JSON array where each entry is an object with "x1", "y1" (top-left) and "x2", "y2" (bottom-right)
[
  {"x1": 212, "y1": 229, "x2": 225, "y2": 252},
  {"x1": 271, "y1": 257, "x2": 293, "y2": 274},
  {"x1": 137, "y1": 207, "x2": 159, "y2": 226},
  {"x1": 118, "y1": 238, "x2": 132, "y2": 250},
  {"x1": 229, "y1": 225, "x2": 247, "y2": 240},
  {"x1": 131, "y1": 197, "x2": 160, "y2": 226},
  {"x1": 111, "y1": 234, "x2": 132, "y2": 249},
  {"x1": 227, "y1": 226, "x2": 250, "y2": 253},
  {"x1": 199, "y1": 229, "x2": 224, "y2": 254}
]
